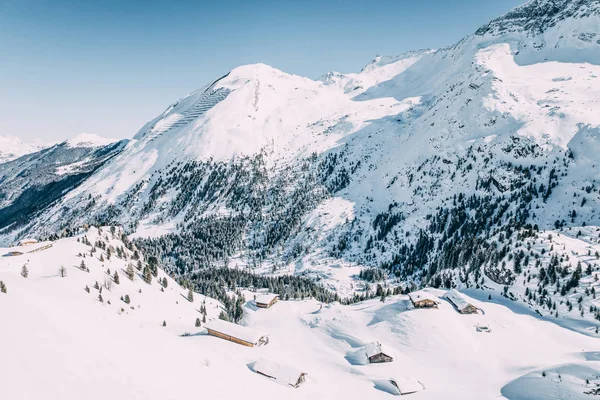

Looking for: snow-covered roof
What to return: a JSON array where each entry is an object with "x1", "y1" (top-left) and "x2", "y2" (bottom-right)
[
  {"x1": 364, "y1": 341, "x2": 386, "y2": 358},
  {"x1": 444, "y1": 289, "x2": 473, "y2": 310},
  {"x1": 253, "y1": 358, "x2": 306, "y2": 387},
  {"x1": 18, "y1": 238, "x2": 38, "y2": 245},
  {"x1": 255, "y1": 293, "x2": 278, "y2": 305},
  {"x1": 204, "y1": 319, "x2": 267, "y2": 345},
  {"x1": 392, "y1": 377, "x2": 423, "y2": 395},
  {"x1": 408, "y1": 290, "x2": 440, "y2": 303}
]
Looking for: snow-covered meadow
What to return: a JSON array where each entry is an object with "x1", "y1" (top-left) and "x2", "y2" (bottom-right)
[{"x1": 1, "y1": 230, "x2": 599, "y2": 399}]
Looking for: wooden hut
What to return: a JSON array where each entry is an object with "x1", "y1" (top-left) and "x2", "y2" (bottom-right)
[
  {"x1": 204, "y1": 319, "x2": 268, "y2": 347},
  {"x1": 365, "y1": 341, "x2": 393, "y2": 363},
  {"x1": 408, "y1": 290, "x2": 440, "y2": 308},
  {"x1": 3, "y1": 251, "x2": 23, "y2": 257},
  {"x1": 253, "y1": 358, "x2": 307, "y2": 388},
  {"x1": 18, "y1": 239, "x2": 38, "y2": 246},
  {"x1": 255, "y1": 293, "x2": 279, "y2": 309},
  {"x1": 444, "y1": 289, "x2": 478, "y2": 314}
]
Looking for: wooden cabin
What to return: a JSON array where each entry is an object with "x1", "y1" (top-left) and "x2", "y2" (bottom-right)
[
  {"x1": 255, "y1": 293, "x2": 279, "y2": 309},
  {"x1": 365, "y1": 341, "x2": 393, "y2": 363},
  {"x1": 253, "y1": 358, "x2": 307, "y2": 388},
  {"x1": 444, "y1": 289, "x2": 478, "y2": 314},
  {"x1": 18, "y1": 239, "x2": 38, "y2": 246},
  {"x1": 204, "y1": 319, "x2": 268, "y2": 347},
  {"x1": 3, "y1": 251, "x2": 23, "y2": 257},
  {"x1": 408, "y1": 290, "x2": 440, "y2": 308}
]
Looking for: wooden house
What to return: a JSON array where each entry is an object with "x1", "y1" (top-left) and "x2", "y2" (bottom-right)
[
  {"x1": 204, "y1": 319, "x2": 268, "y2": 347},
  {"x1": 3, "y1": 251, "x2": 23, "y2": 257},
  {"x1": 365, "y1": 341, "x2": 393, "y2": 363},
  {"x1": 18, "y1": 239, "x2": 38, "y2": 246},
  {"x1": 253, "y1": 358, "x2": 307, "y2": 388},
  {"x1": 255, "y1": 293, "x2": 279, "y2": 309},
  {"x1": 408, "y1": 290, "x2": 440, "y2": 308},
  {"x1": 444, "y1": 289, "x2": 478, "y2": 314}
]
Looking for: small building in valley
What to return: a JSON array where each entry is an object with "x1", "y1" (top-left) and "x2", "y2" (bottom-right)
[
  {"x1": 408, "y1": 290, "x2": 440, "y2": 308},
  {"x1": 253, "y1": 358, "x2": 307, "y2": 388},
  {"x1": 255, "y1": 293, "x2": 279, "y2": 309},
  {"x1": 444, "y1": 289, "x2": 478, "y2": 314},
  {"x1": 204, "y1": 319, "x2": 269, "y2": 347},
  {"x1": 3, "y1": 251, "x2": 23, "y2": 257},
  {"x1": 365, "y1": 341, "x2": 393, "y2": 364},
  {"x1": 18, "y1": 239, "x2": 38, "y2": 246}
]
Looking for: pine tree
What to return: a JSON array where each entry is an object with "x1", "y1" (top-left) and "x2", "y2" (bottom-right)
[
  {"x1": 143, "y1": 266, "x2": 152, "y2": 284},
  {"x1": 126, "y1": 264, "x2": 135, "y2": 281},
  {"x1": 99, "y1": 254, "x2": 105, "y2": 262},
  {"x1": 123, "y1": 294, "x2": 130, "y2": 304},
  {"x1": 59, "y1": 265, "x2": 67, "y2": 277},
  {"x1": 162, "y1": 320, "x2": 167, "y2": 327},
  {"x1": 21, "y1": 265, "x2": 28, "y2": 278},
  {"x1": 98, "y1": 294, "x2": 103, "y2": 303},
  {"x1": 202, "y1": 314, "x2": 206, "y2": 323},
  {"x1": 113, "y1": 271, "x2": 120, "y2": 285},
  {"x1": 0, "y1": 280, "x2": 6, "y2": 294},
  {"x1": 195, "y1": 317, "x2": 201, "y2": 327},
  {"x1": 187, "y1": 288, "x2": 194, "y2": 302},
  {"x1": 80, "y1": 260, "x2": 86, "y2": 271},
  {"x1": 84, "y1": 285, "x2": 90, "y2": 293}
]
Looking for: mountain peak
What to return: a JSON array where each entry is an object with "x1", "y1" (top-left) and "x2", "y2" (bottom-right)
[
  {"x1": 476, "y1": 0, "x2": 600, "y2": 36},
  {"x1": 228, "y1": 63, "x2": 291, "y2": 80},
  {"x1": 65, "y1": 132, "x2": 119, "y2": 148}
]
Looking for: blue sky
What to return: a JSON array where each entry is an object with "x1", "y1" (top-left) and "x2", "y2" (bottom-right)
[{"x1": 0, "y1": 0, "x2": 525, "y2": 142}]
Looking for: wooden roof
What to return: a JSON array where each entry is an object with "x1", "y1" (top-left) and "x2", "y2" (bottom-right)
[{"x1": 204, "y1": 319, "x2": 267, "y2": 345}]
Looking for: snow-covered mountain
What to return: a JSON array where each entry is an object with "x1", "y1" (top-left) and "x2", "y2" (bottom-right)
[
  {"x1": 0, "y1": 136, "x2": 128, "y2": 233},
  {"x1": 1, "y1": 0, "x2": 599, "y2": 329},
  {"x1": 0, "y1": 135, "x2": 49, "y2": 163},
  {"x1": 65, "y1": 132, "x2": 119, "y2": 148}
]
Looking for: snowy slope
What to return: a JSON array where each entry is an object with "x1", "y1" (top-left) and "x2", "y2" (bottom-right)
[{"x1": 1, "y1": 232, "x2": 599, "y2": 400}]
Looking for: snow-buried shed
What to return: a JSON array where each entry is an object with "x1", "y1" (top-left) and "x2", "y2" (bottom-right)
[
  {"x1": 253, "y1": 358, "x2": 307, "y2": 388},
  {"x1": 444, "y1": 289, "x2": 478, "y2": 314},
  {"x1": 390, "y1": 377, "x2": 423, "y2": 395},
  {"x1": 204, "y1": 319, "x2": 269, "y2": 347}
]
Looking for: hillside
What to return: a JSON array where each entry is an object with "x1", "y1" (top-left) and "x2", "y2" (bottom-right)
[
  {"x1": 0, "y1": 137, "x2": 128, "y2": 232},
  {"x1": 1, "y1": 230, "x2": 599, "y2": 399},
  {"x1": 0, "y1": 0, "x2": 599, "y2": 364}
]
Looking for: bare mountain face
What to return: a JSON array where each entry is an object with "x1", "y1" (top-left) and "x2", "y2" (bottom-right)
[{"x1": 1, "y1": 0, "x2": 600, "y2": 291}]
